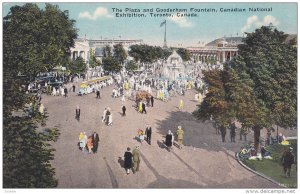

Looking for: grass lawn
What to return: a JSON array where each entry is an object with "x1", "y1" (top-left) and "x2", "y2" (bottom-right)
[{"x1": 242, "y1": 140, "x2": 297, "y2": 188}]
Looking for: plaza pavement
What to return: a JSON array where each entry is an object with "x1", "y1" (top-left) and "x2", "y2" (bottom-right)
[{"x1": 41, "y1": 80, "x2": 292, "y2": 188}]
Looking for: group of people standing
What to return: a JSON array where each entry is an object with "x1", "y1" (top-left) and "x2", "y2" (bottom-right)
[{"x1": 78, "y1": 131, "x2": 100, "y2": 154}]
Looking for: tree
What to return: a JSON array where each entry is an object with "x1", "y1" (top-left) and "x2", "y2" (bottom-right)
[
  {"x1": 3, "y1": 3, "x2": 77, "y2": 187},
  {"x1": 3, "y1": 3, "x2": 77, "y2": 77},
  {"x1": 103, "y1": 45, "x2": 112, "y2": 58},
  {"x1": 129, "y1": 44, "x2": 167, "y2": 64},
  {"x1": 177, "y1": 48, "x2": 191, "y2": 61},
  {"x1": 126, "y1": 60, "x2": 138, "y2": 71},
  {"x1": 113, "y1": 43, "x2": 127, "y2": 65},
  {"x1": 102, "y1": 57, "x2": 122, "y2": 72},
  {"x1": 195, "y1": 26, "x2": 297, "y2": 150},
  {"x1": 195, "y1": 70, "x2": 234, "y2": 127},
  {"x1": 239, "y1": 26, "x2": 297, "y2": 130},
  {"x1": 88, "y1": 48, "x2": 101, "y2": 68},
  {"x1": 68, "y1": 57, "x2": 87, "y2": 75}
]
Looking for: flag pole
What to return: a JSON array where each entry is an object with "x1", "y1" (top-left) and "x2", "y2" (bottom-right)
[{"x1": 164, "y1": 20, "x2": 167, "y2": 48}]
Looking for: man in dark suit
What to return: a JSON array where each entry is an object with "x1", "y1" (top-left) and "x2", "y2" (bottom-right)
[
  {"x1": 92, "y1": 131, "x2": 100, "y2": 153},
  {"x1": 142, "y1": 102, "x2": 147, "y2": 114},
  {"x1": 75, "y1": 106, "x2": 80, "y2": 121},
  {"x1": 145, "y1": 125, "x2": 152, "y2": 145},
  {"x1": 150, "y1": 96, "x2": 154, "y2": 107}
]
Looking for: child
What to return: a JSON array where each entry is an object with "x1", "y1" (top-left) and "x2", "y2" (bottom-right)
[{"x1": 138, "y1": 129, "x2": 144, "y2": 144}]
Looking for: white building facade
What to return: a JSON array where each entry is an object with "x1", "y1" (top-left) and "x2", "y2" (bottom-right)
[{"x1": 70, "y1": 38, "x2": 143, "y2": 65}]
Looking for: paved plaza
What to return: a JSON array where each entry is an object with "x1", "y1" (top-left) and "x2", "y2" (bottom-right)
[{"x1": 41, "y1": 80, "x2": 287, "y2": 188}]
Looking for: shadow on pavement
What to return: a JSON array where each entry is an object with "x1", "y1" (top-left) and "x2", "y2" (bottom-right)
[
  {"x1": 140, "y1": 152, "x2": 206, "y2": 188},
  {"x1": 118, "y1": 157, "x2": 124, "y2": 168},
  {"x1": 155, "y1": 110, "x2": 250, "y2": 153}
]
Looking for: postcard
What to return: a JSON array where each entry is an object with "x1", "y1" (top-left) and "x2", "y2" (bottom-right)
[{"x1": 2, "y1": 1, "x2": 298, "y2": 192}]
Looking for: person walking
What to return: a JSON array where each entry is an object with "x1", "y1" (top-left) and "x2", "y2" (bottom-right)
[
  {"x1": 220, "y1": 125, "x2": 227, "y2": 142},
  {"x1": 150, "y1": 95, "x2": 154, "y2": 107},
  {"x1": 75, "y1": 106, "x2": 80, "y2": 121},
  {"x1": 72, "y1": 84, "x2": 75, "y2": 92},
  {"x1": 79, "y1": 132, "x2": 87, "y2": 152},
  {"x1": 165, "y1": 130, "x2": 173, "y2": 152},
  {"x1": 124, "y1": 147, "x2": 133, "y2": 175},
  {"x1": 64, "y1": 87, "x2": 68, "y2": 97},
  {"x1": 96, "y1": 90, "x2": 101, "y2": 99},
  {"x1": 145, "y1": 125, "x2": 152, "y2": 145},
  {"x1": 102, "y1": 108, "x2": 107, "y2": 123},
  {"x1": 179, "y1": 99, "x2": 184, "y2": 110},
  {"x1": 92, "y1": 131, "x2": 99, "y2": 153},
  {"x1": 230, "y1": 122, "x2": 236, "y2": 143},
  {"x1": 176, "y1": 126, "x2": 184, "y2": 149},
  {"x1": 122, "y1": 105, "x2": 126, "y2": 116},
  {"x1": 108, "y1": 112, "x2": 113, "y2": 126},
  {"x1": 138, "y1": 101, "x2": 143, "y2": 113},
  {"x1": 142, "y1": 102, "x2": 147, "y2": 114},
  {"x1": 121, "y1": 94, "x2": 126, "y2": 102},
  {"x1": 281, "y1": 147, "x2": 295, "y2": 177},
  {"x1": 132, "y1": 146, "x2": 141, "y2": 174},
  {"x1": 87, "y1": 136, "x2": 93, "y2": 154}
]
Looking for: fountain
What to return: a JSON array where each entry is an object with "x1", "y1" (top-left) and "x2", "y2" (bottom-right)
[{"x1": 162, "y1": 50, "x2": 186, "y2": 81}]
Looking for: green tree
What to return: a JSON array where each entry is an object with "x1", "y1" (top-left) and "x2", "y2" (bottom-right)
[
  {"x1": 195, "y1": 70, "x2": 234, "y2": 127},
  {"x1": 3, "y1": 3, "x2": 77, "y2": 77},
  {"x1": 88, "y1": 48, "x2": 100, "y2": 68},
  {"x1": 68, "y1": 57, "x2": 87, "y2": 75},
  {"x1": 177, "y1": 48, "x2": 191, "y2": 61},
  {"x1": 102, "y1": 57, "x2": 122, "y2": 72},
  {"x1": 126, "y1": 60, "x2": 138, "y2": 71},
  {"x1": 113, "y1": 43, "x2": 127, "y2": 65},
  {"x1": 129, "y1": 44, "x2": 166, "y2": 64},
  {"x1": 195, "y1": 26, "x2": 297, "y2": 150},
  {"x1": 103, "y1": 45, "x2": 112, "y2": 58},
  {"x1": 3, "y1": 3, "x2": 77, "y2": 187}
]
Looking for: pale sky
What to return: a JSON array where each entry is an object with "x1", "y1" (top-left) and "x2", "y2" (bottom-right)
[{"x1": 3, "y1": 2, "x2": 298, "y2": 47}]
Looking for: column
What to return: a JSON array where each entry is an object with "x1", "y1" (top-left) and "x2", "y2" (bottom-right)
[{"x1": 222, "y1": 51, "x2": 225, "y2": 63}]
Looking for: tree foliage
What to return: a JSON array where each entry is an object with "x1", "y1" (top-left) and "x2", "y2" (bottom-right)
[
  {"x1": 195, "y1": 26, "x2": 297, "y2": 149},
  {"x1": 3, "y1": 3, "x2": 77, "y2": 187},
  {"x1": 126, "y1": 60, "x2": 138, "y2": 71},
  {"x1": 113, "y1": 43, "x2": 127, "y2": 64},
  {"x1": 3, "y1": 3, "x2": 77, "y2": 76},
  {"x1": 177, "y1": 48, "x2": 191, "y2": 61},
  {"x1": 102, "y1": 57, "x2": 122, "y2": 72},
  {"x1": 88, "y1": 48, "x2": 101, "y2": 68},
  {"x1": 129, "y1": 44, "x2": 169, "y2": 63},
  {"x1": 103, "y1": 45, "x2": 112, "y2": 58},
  {"x1": 68, "y1": 57, "x2": 87, "y2": 75}
]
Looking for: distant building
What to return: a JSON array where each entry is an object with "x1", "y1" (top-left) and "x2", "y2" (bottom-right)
[
  {"x1": 188, "y1": 34, "x2": 297, "y2": 63},
  {"x1": 70, "y1": 38, "x2": 143, "y2": 65},
  {"x1": 187, "y1": 37, "x2": 243, "y2": 63}
]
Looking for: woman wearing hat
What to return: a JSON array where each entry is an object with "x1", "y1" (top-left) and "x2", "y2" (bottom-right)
[
  {"x1": 124, "y1": 147, "x2": 133, "y2": 175},
  {"x1": 165, "y1": 130, "x2": 173, "y2": 152},
  {"x1": 177, "y1": 126, "x2": 184, "y2": 149}
]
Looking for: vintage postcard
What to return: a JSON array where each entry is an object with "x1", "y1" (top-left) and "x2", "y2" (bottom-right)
[{"x1": 2, "y1": 1, "x2": 298, "y2": 192}]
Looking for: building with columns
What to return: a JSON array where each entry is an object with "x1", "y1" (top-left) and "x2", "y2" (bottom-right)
[
  {"x1": 187, "y1": 37, "x2": 244, "y2": 63},
  {"x1": 70, "y1": 38, "x2": 143, "y2": 65}
]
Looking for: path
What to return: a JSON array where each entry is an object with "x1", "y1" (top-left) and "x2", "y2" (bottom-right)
[{"x1": 42, "y1": 81, "x2": 283, "y2": 188}]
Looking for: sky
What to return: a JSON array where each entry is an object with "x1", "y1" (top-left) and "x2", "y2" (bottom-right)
[{"x1": 2, "y1": 2, "x2": 298, "y2": 47}]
